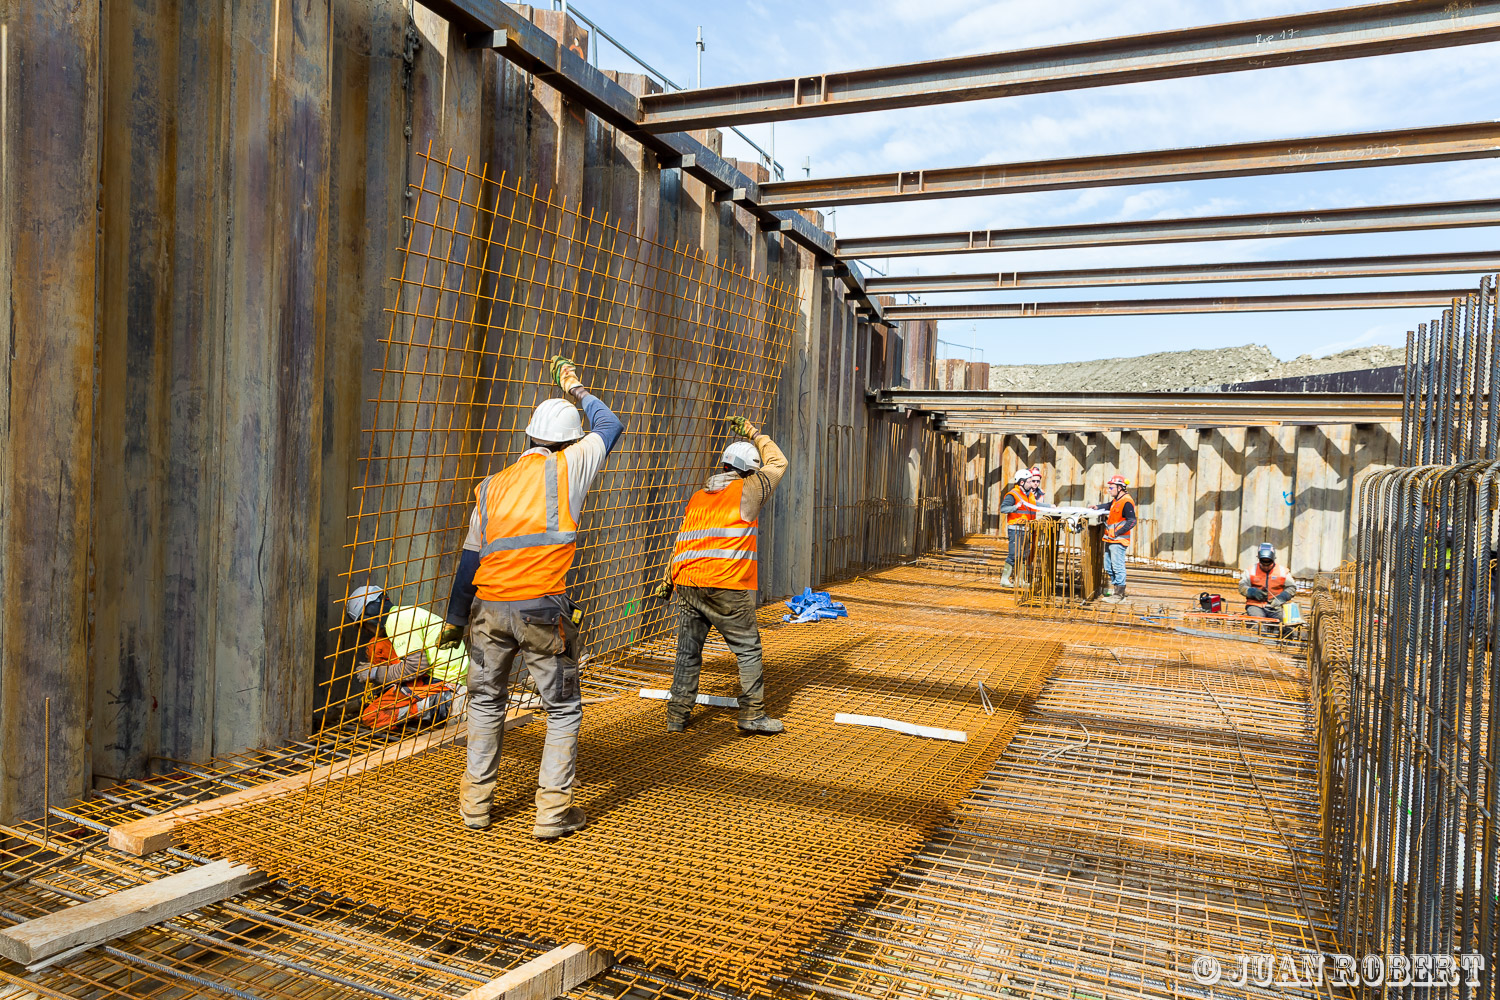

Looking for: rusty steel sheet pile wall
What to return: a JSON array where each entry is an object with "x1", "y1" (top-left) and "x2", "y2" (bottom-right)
[
  {"x1": 179, "y1": 584, "x2": 1061, "y2": 994},
  {"x1": 1312, "y1": 277, "x2": 1499, "y2": 974},
  {"x1": 0, "y1": 1, "x2": 947, "y2": 823},
  {"x1": 957, "y1": 420, "x2": 1402, "y2": 577}
]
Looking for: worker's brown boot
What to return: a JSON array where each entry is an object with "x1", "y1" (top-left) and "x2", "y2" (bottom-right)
[
  {"x1": 533, "y1": 787, "x2": 588, "y2": 839},
  {"x1": 458, "y1": 773, "x2": 495, "y2": 830}
]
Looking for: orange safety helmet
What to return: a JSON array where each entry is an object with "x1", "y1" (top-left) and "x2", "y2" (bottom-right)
[{"x1": 1107, "y1": 474, "x2": 1129, "y2": 489}]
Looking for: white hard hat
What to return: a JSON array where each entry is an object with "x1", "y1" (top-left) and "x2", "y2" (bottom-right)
[
  {"x1": 525, "y1": 398, "x2": 585, "y2": 445},
  {"x1": 1012, "y1": 469, "x2": 1030, "y2": 485},
  {"x1": 346, "y1": 585, "x2": 383, "y2": 621},
  {"x1": 721, "y1": 441, "x2": 762, "y2": 472}
]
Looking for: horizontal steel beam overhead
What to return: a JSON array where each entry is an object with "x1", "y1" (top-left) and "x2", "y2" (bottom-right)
[
  {"x1": 863, "y1": 251, "x2": 1500, "y2": 293},
  {"x1": 758, "y1": 121, "x2": 1500, "y2": 209},
  {"x1": 883, "y1": 288, "x2": 1474, "y2": 320},
  {"x1": 636, "y1": 1, "x2": 1500, "y2": 132},
  {"x1": 880, "y1": 389, "x2": 1404, "y2": 430},
  {"x1": 939, "y1": 417, "x2": 1393, "y2": 431},
  {"x1": 838, "y1": 198, "x2": 1500, "y2": 258}
]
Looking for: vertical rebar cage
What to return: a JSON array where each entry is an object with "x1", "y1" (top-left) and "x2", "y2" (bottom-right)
[
  {"x1": 1315, "y1": 275, "x2": 1499, "y2": 989},
  {"x1": 315, "y1": 147, "x2": 799, "y2": 763}
]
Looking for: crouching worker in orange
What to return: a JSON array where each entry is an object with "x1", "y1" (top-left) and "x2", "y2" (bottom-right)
[
  {"x1": 653, "y1": 416, "x2": 787, "y2": 735},
  {"x1": 1240, "y1": 543, "x2": 1299, "y2": 624},
  {"x1": 437, "y1": 356, "x2": 623, "y2": 839}
]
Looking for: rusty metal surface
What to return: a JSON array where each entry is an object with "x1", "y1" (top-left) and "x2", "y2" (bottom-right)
[
  {"x1": 1310, "y1": 278, "x2": 1500, "y2": 979},
  {"x1": 5, "y1": 550, "x2": 1338, "y2": 1000},
  {"x1": 178, "y1": 585, "x2": 1062, "y2": 994},
  {"x1": 836, "y1": 198, "x2": 1500, "y2": 259},
  {"x1": 758, "y1": 121, "x2": 1500, "y2": 209},
  {"x1": 863, "y1": 251, "x2": 1500, "y2": 295},
  {"x1": 300, "y1": 145, "x2": 798, "y2": 753},
  {"x1": 881, "y1": 289, "x2": 1476, "y2": 321},
  {"x1": 782, "y1": 639, "x2": 1334, "y2": 1000},
  {"x1": 636, "y1": 1, "x2": 1500, "y2": 131}
]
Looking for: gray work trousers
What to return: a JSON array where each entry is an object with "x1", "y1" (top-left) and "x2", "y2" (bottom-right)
[
  {"x1": 465, "y1": 595, "x2": 582, "y2": 790},
  {"x1": 668, "y1": 586, "x2": 765, "y2": 723}
]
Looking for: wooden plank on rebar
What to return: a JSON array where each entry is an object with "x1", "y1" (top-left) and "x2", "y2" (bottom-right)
[
  {"x1": 460, "y1": 943, "x2": 613, "y2": 1000},
  {"x1": 107, "y1": 710, "x2": 532, "y2": 856},
  {"x1": 0, "y1": 860, "x2": 265, "y2": 965}
]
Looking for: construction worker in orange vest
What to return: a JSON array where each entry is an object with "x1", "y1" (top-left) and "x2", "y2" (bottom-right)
[
  {"x1": 999, "y1": 466, "x2": 1043, "y2": 587},
  {"x1": 437, "y1": 355, "x2": 623, "y2": 839},
  {"x1": 655, "y1": 415, "x2": 787, "y2": 734},
  {"x1": 1093, "y1": 474, "x2": 1135, "y2": 602},
  {"x1": 1239, "y1": 542, "x2": 1299, "y2": 622}
]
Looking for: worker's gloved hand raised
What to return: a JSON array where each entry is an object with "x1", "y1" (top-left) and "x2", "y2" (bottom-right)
[
  {"x1": 729, "y1": 415, "x2": 759, "y2": 438},
  {"x1": 651, "y1": 581, "x2": 673, "y2": 602},
  {"x1": 1245, "y1": 587, "x2": 1268, "y2": 603},
  {"x1": 438, "y1": 624, "x2": 465, "y2": 650},
  {"x1": 549, "y1": 355, "x2": 584, "y2": 396}
]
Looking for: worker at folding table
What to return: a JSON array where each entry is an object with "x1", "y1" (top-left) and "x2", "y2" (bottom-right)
[
  {"x1": 653, "y1": 416, "x2": 787, "y2": 735},
  {"x1": 1094, "y1": 474, "x2": 1135, "y2": 603},
  {"x1": 437, "y1": 355, "x2": 623, "y2": 839}
]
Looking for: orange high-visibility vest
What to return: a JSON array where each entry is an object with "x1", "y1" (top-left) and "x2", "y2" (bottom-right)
[
  {"x1": 1005, "y1": 485, "x2": 1034, "y2": 526},
  {"x1": 1245, "y1": 562, "x2": 1291, "y2": 607},
  {"x1": 471, "y1": 452, "x2": 578, "y2": 601},
  {"x1": 1104, "y1": 492, "x2": 1134, "y2": 546},
  {"x1": 669, "y1": 480, "x2": 758, "y2": 590}
]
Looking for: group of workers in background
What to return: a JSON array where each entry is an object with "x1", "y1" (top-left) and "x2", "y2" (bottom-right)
[
  {"x1": 999, "y1": 466, "x2": 1135, "y2": 603},
  {"x1": 998, "y1": 463, "x2": 1299, "y2": 620},
  {"x1": 344, "y1": 357, "x2": 784, "y2": 841}
]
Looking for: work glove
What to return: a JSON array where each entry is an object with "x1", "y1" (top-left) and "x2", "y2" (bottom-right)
[
  {"x1": 437, "y1": 624, "x2": 464, "y2": 650},
  {"x1": 652, "y1": 581, "x2": 674, "y2": 602},
  {"x1": 1245, "y1": 586, "x2": 1268, "y2": 603},
  {"x1": 549, "y1": 355, "x2": 584, "y2": 396},
  {"x1": 729, "y1": 415, "x2": 759, "y2": 438},
  {"x1": 1269, "y1": 591, "x2": 1291, "y2": 608}
]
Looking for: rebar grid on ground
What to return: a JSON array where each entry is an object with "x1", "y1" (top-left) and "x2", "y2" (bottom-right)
[
  {"x1": 311, "y1": 144, "x2": 800, "y2": 780},
  {"x1": 0, "y1": 558, "x2": 1341, "y2": 1000},
  {"x1": 177, "y1": 581, "x2": 1062, "y2": 994},
  {"x1": 781, "y1": 639, "x2": 1334, "y2": 1000}
]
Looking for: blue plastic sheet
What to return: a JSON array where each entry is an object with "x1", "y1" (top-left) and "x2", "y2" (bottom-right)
[{"x1": 782, "y1": 587, "x2": 848, "y2": 624}]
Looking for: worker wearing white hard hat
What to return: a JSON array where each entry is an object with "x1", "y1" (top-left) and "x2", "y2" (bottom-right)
[
  {"x1": 1092, "y1": 474, "x2": 1136, "y2": 602},
  {"x1": 655, "y1": 415, "x2": 788, "y2": 735},
  {"x1": 999, "y1": 466, "x2": 1044, "y2": 587},
  {"x1": 437, "y1": 355, "x2": 623, "y2": 839}
]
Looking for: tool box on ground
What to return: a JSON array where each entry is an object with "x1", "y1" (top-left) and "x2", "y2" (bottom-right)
[{"x1": 783, "y1": 588, "x2": 848, "y2": 624}]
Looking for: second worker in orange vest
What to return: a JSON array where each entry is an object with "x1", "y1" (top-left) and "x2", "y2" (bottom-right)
[
  {"x1": 658, "y1": 415, "x2": 787, "y2": 734},
  {"x1": 438, "y1": 355, "x2": 623, "y2": 840}
]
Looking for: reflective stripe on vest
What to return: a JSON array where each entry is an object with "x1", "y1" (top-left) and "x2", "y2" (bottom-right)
[
  {"x1": 1005, "y1": 486, "x2": 1034, "y2": 526},
  {"x1": 1105, "y1": 492, "x2": 1134, "y2": 546},
  {"x1": 471, "y1": 451, "x2": 578, "y2": 601},
  {"x1": 669, "y1": 480, "x2": 758, "y2": 590}
]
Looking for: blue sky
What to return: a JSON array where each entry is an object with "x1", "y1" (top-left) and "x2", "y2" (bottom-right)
[{"x1": 573, "y1": 1, "x2": 1500, "y2": 365}]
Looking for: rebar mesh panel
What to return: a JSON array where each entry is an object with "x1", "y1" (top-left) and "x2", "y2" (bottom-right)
[
  {"x1": 180, "y1": 592, "x2": 1061, "y2": 993},
  {"x1": 313, "y1": 146, "x2": 798, "y2": 764},
  {"x1": 784, "y1": 640, "x2": 1335, "y2": 1000}
]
